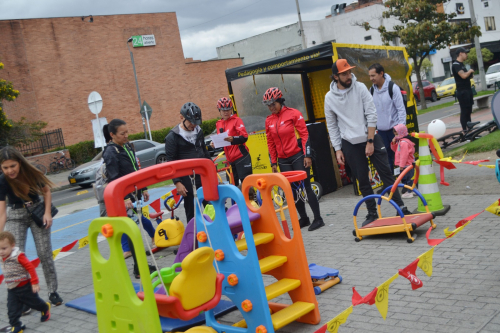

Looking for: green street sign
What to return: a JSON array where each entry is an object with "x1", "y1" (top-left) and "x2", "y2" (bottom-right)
[
  {"x1": 132, "y1": 35, "x2": 156, "y2": 48},
  {"x1": 140, "y1": 100, "x2": 152, "y2": 120}
]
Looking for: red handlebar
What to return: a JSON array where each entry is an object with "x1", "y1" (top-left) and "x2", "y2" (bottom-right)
[{"x1": 104, "y1": 159, "x2": 219, "y2": 217}]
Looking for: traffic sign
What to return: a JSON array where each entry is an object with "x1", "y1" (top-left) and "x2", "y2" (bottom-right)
[
  {"x1": 88, "y1": 91, "x2": 103, "y2": 115},
  {"x1": 140, "y1": 100, "x2": 153, "y2": 120}
]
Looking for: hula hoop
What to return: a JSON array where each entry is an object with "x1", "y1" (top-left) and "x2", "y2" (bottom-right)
[{"x1": 280, "y1": 171, "x2": 307, "y2": 183}]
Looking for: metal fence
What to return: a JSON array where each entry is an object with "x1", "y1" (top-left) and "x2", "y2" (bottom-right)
[{"x1": 17, "y1": 128, "x2": 65, "y2": 155}]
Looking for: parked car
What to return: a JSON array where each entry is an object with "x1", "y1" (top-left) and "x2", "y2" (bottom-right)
[
  {"x1": 68, "y1": 139, "x2": 166, "y2": 188},
  {"x1": 412, "y1": 80, "x2": 437, "y2": 102},
  {"x1": 436, "y1": 77, "x2": 476, "y2": 99},
  {"x1": 205, "y1": 129, "x2": 224, "y2": 157},
  {"x1": 486, "y1": 63, "x2": 500, "y2": 88}
]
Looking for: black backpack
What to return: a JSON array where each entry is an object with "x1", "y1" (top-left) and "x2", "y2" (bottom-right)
[{"x1": 370, "y1": 81, "x2": 407, "y2": 106}]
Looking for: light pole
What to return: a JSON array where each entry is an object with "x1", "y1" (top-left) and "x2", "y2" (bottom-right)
[
  {"x1": 468, "y1": 0, "x2": 486, "y2": 91},
  {"x1": 295, "y1": 0, "x2": 307, "y2": 50},
  {"x1": 127, "y1": 37, "x2": 148, "y2": 139}
]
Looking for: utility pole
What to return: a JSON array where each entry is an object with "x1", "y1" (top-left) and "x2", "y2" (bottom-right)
[
  {"x1": 468, "y1": 0, "x2": 486, "y2": 91},
  {"x1": 295, "y1": 0, "x2": 307, "y2": 50},
  {"x1": 127, "y1": 38, "x2": 148, "y2": 139}
]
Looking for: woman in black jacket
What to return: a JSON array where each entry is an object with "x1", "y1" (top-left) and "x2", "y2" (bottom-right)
[
  {"x1": 165, "y1": 102, "x2": 211, "y2": 223},
  {"x1": 102, "y1": 119, "x2": 153, "y2": 279}
]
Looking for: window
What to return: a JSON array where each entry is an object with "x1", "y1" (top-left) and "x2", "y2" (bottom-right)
[
  {"x1": 485, "y1": 17, "x2": 496, "y2": 31},
  {"x1": 364, "y1": 35, "x2": 372, "y2": 41},
  {"x1": 423, "y1": 81, "x2": 430, "y2": 87},
  {"x1": 132, "y1": 140, "x2": 155, "y2": 152}
]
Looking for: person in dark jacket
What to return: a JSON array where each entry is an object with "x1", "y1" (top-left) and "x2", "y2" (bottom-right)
[
  {"x1": 102, "y1": 119, "x2": 153, "y2": 279},
  {"x1": 165, "y1": 102, "x2": 211, "y2": 223}
]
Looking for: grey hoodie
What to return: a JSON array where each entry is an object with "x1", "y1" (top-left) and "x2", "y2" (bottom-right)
[
  {"x1": 371, "y1": 74, "x2": 406, "y2": 131},
  {"x1": 324, "y1": 73, "x2": 377, "y2": 151}
]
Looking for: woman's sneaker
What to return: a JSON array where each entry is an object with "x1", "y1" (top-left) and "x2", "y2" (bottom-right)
[
  {"x1": 402, "y1": 192, "x2": 414, "y2": 199},
  {"x1": 40, "y1": 302, "x2": 51, "y2": 322},
  {"x1": 49, "y1": 292, "x2": 63, "y2": 306}
]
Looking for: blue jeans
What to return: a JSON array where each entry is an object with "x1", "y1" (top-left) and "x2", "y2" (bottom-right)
[
  {"x1": 122, "y1": 215, "x2": 156, "y2": 252},
  {"x1": 401, "y1": 167, "x2": 415, "y2": 193},
  {"x1": 378, "y1": 129, "x2": 395, "y2": 171}
]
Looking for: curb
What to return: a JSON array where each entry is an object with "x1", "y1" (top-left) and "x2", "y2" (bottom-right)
[{"x1": 51, "y1": 184, "x2": 73, "y2": 193}]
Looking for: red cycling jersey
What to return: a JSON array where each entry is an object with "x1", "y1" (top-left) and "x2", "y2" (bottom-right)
[
  {"x1": 265, "y1": 106, "x2": 310, "y2": 165},
  {"x1": 215, "y1": 115, "x2": 249, "y2": 164}
]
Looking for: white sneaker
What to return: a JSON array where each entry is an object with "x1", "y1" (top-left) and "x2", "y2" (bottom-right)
[{"x1": 402, "y1": 192, "x2": 414, "y2": 199}]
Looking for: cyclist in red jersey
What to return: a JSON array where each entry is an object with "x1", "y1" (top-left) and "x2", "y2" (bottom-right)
[
  {"x1": 263, "y1": 87, "x2": 324, "y2": 232},
  {"x1": 211, "y1": 97, "x2": 252, "y2": 187}
]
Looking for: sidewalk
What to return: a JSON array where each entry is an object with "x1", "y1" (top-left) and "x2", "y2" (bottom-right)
[
  {"x1": 47, "y1": 169, "x2": 72, "y2": 192},
  {"x1": 1, "y1": 157, "x2": 500, "y2": 332}
]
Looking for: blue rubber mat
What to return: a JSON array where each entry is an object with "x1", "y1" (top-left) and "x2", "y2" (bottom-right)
[{"x1": 65, "y1": 283, "x2": 237, "y2": 332}]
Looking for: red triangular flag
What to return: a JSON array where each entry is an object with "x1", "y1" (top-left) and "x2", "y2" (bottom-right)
[
  {"x1": 313, "y1": 324, "x2": 327, "y2": 333},
  {"x1": 463, "y1": 159, "x2": 489, "y2": 165},
  {"x1": 455, "y1": 211, "x2": 483, "y2": 228},
  {"x1": 0, "y1": 275, "x2": 3, "y2": 285},
  {"x1": 398, "y1": 259, "x2": 423, "y2": 290},
  {"x1": 426, "y1": 226, "x2": 446, "y2": 246},
  {"x1": 61, "y1": 240, "x2": 78, "y2": 252},
  {"x1": 31, "y1": 258, "x2": 40, "y2": 268},
  {"x1": 352, "y1": 286, "x2": 378, "y2": 306},
  {"x1": 150, "y1": 199, "x2": 161, "y2": 213}
]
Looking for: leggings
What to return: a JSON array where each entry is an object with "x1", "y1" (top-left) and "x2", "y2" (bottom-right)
[
  {"x1": 5, "y1": 206, "x2": 58, "y2": 294},
  {"x1": 278, "y1": 152, "x2": 321, "y2": 221},
  {"x1": 121, "y1": 215, "x2": 155, "y2": 252}
]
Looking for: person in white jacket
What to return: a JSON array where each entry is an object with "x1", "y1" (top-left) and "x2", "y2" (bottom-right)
[
  {"x1": 368, "y1": 63, "x2": 407, "y2": 171},
  {"x1": 324, "y1": 59, "x2": 410, "y2": 226}
]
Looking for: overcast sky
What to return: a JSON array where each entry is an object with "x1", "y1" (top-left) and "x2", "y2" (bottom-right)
[{"x1": 0, "y1": 0, "x2": 337, "y2": 60}]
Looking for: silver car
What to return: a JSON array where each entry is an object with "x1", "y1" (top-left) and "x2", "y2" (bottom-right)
[{"x1": 68, "y1": 139, "x2": 166, "y2": 188}]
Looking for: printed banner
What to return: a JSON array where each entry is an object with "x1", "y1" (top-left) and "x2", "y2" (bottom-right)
[
  {"x1": 78, "y1": 236, "x2": 89, "y2": 249},
  {"x1": 417, "y1": 247, "x2": 435, "y2": 277},
  {"x1": 375, "y1": 273, "x2": 399, "y2": 320},
  {"x1": 325, "y1": 306, "x2": 354, "y2": 333},
  {"x1": 485, "y1": 199, "x2": 500, "y2": 217},
  {"x1": 398, "y1": 259, "x2": 423, "y2": 290},
  {"x1": 142, "y1": 205, "x2": 150, "y2": 219}
]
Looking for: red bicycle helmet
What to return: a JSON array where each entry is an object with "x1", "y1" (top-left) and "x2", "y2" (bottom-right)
[
  {"x1": 217, "y1": 97, "x2": 233, "y2": 111},
  {"x1": 262, "y1": 87, "x2": 283, "y2": 105}
]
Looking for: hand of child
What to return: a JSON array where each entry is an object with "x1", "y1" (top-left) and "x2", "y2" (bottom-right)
[
  {"x1": 392, "y1": 137, "x2": 396, "y2": 143},
  {"x1": 32, "y1": 284, "x2": 40, "y2": 293}
]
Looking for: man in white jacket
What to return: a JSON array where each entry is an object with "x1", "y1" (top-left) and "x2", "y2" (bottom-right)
[
  {"x1": 324, "y1": 59, "x2": 410, "y2": 226},
  {"x1": 368, "y1": 63, "x2": 407, "y2": 171}
]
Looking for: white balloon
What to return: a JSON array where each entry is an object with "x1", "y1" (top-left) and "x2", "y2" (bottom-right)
[{"x1": 427, "y1": 119, "x2": 446, "y2": 139}]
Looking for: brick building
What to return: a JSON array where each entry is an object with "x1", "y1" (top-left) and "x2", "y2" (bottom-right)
[{"x1": 0, "y1": 13, "x2": 241, "y2": 145}]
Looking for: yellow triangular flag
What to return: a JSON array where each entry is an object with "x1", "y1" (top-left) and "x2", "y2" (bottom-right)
[
  {"x1": 418, "y1": 247, "x2": 435, "y2": 277},
  {"x1": 485, "y1": 199, "x2": 500, "y2": 217},
  {"x1": 78, "y1": 236, "x2": 89, "y2": 249},
  {"x1": 52, "y1": 248, "x2": 61, "y2": 260},
  {"x1": 443, "y1": 225, "x2": 465, "y2": 238},
  {"x1": 142, "y1": 205, "x2": 150, "y2": 219},
  {"x1": 375, "y1": 273, "x2": 399, "y2": 320},
  {"x1": 326, "y1": 306, "x2": 353, "y2": 333},
  {"x1": 161, "y1": 191, "x2": 172, "y2": 201}
]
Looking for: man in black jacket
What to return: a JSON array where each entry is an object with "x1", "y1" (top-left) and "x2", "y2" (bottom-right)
[{"x1": 165, "y1": 102, "x2": 211, "y2": 222}]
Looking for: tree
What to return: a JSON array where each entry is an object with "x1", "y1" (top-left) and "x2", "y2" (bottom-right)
[
  {"x1": 411, "y1": 58, "x2": 433, "y2": 79},
  {"x1": 0, "y1": 60, "x2": 47, "y2": 148},
  {"x1": 465, "y1": 47, "x2": 494, "y2": 69},
  {"x1": 360, "y1": 0, "x2": 481, "y2": 109}
]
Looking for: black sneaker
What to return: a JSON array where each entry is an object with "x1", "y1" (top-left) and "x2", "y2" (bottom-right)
[
  {"x1": 308, "y1": 218, "x2": 325, "y2": 231},
  {"x1": 362, "y1": 212, "x2": 378, "y2": 227},
  {"x1": 49, "y1": 292, "x2": 63, "y2": 306},
  {"x1": 10, "y1": 325, "x2": 26, "y2": 333},
  {"x1": 40, "y1": 302, "x2": 51, "y2": 322},
  {"x1": 299, "y1": 217, "x2": 310, "y2": 229},
  {"x1": 21, "y1": 304, "x2": 31, "y2": 316},
  {"x1": 134, "y1": 264, "x2": 157, "y2": 279},
  {"x1": 400, "y1": 206, "x2": 412, "y2": 215}
]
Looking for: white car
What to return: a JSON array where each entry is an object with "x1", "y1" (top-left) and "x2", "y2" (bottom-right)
[{"x1": 486, "y1": 63, "x2": 500, "y2": 88}]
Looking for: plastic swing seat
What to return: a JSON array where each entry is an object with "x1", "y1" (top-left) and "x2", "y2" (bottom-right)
[
  {"x1": 137, "y1": 247, "x2": 225, "y2": 321},
  {"x1": 352, "y1": 165, "x2": 437, "y2": 243}
]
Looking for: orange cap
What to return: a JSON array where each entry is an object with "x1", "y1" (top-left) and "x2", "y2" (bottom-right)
[{"x1": 332, "y1": 59, "x2": 356, "y2": 75}]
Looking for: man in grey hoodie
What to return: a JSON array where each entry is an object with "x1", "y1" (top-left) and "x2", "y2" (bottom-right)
[
  {"x1": 324, "y1": 59, "x2": 410, "y2": 226},
  {"x1": 368, "y1": 63, "x2": 407, "y2": 171}
]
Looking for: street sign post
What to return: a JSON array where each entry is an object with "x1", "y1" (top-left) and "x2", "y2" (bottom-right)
[
  {"x1": 131, "y1": 35, "x2": 156, "y2": 48},
  {"x1": 141, "y1": 101, "x2": 153, "y2": 141},
  {"x1": 88, "y1": 91, "x2": 105, "y2": 150}
]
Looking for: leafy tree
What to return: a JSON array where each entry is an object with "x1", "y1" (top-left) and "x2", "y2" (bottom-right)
[
  {"x1": 0, "y1": 60, "x2": 47, "y2": 148},
  {"x1": 465, "y1": 47, "x2": 494, "y2": 69},
  {"x1": 360, "y1": 0, "x2": 481, "y2": 109},
  {"x1": 411, "y1": 58, "x2": 433, "y2": 79}
]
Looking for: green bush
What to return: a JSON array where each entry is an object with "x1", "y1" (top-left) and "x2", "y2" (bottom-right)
[{"x1": 66, "y1": 118, "x2": 219, "y2": 165}]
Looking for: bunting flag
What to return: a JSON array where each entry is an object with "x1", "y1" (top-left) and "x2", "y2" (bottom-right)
[
  {"x1": 455, "y1": 211, "x2": 483, "y2": 228},
  {"x1": 31, "y1": 258, "x2": 40, "y2": 268},
  {"x1": 478, "y1": 164, "x2": 495, "y2": 169},
  {"x1": 485, "y1": 199, "x2": 500, "y2": 217},
  {"x1": 375, "y1": 273, "x2": 399, "y2": 320},
  {"x1": 352, "y1": 286, "x2": 378, "y2": 306},
  {"x1": 52, "y1": 248, "x2": 62, "y2": 260},
  {"x1": 78, "y1": 236, "x2": 89, "y2": 249},
  {"x1": 426, "y1": 226, "x2": 446, "y2": 246},
  {"x1": 417, "y1": 248, "x2": 435, "y2": 277},
  {"x1": 398, "y1": 259, "x2": 423, "y2": 290},
  {"x1": 325, "y1": 306, "x2": 354, "y2": 333},
  {"x1": 61, "y1": 240, "x2": 78, "y2": 252},
  {"x1": 150, "y1": 198, "x2": 161, "y2": 213},
  {"x1": 142, "y1": 205, "x2": 150, "y2": 219},
  {"x1": 462, "y1": 159, "x2": 489, "y2": 165},
  {"x1": 0, "y1": 275, "x2": 3, "y2": 284},
  {"x1": 444, "y1": 225, "x2": 466, "y2": 238}
]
